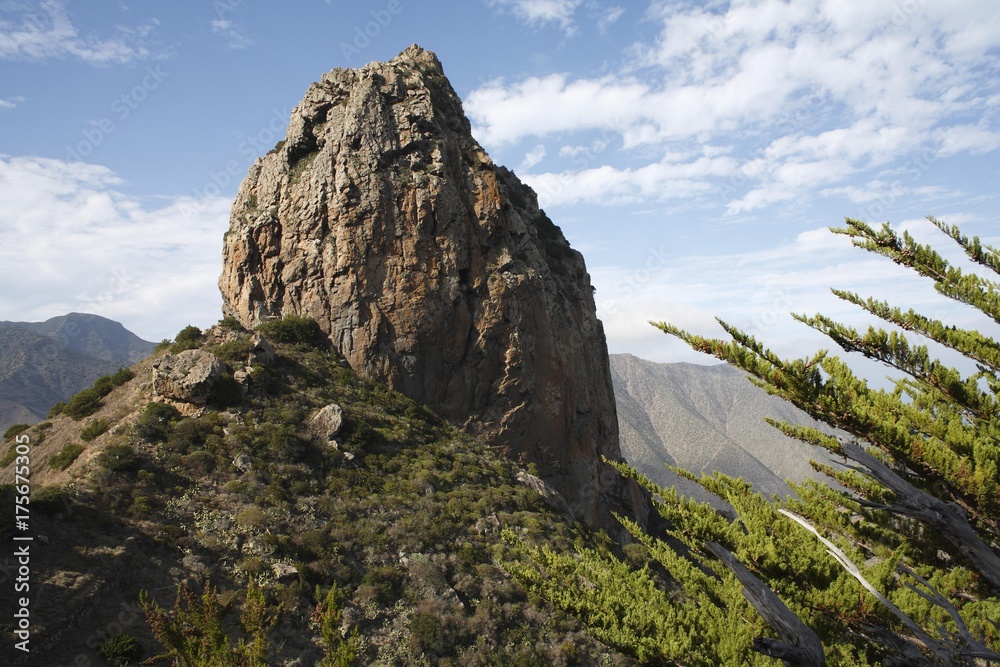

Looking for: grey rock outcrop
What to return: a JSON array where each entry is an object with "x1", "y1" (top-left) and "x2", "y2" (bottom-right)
[
  {"x1": 312, "y1": 403, "x2": 344, "y2": 442},
  {"x1": 151, "y1": 349, "x2": 224, "y2": 410},
  {"x1": 219, "y1": 45, "x2": 644, "y2": 530}
]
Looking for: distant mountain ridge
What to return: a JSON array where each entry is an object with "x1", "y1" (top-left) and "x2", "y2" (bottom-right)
[
  {"x1": 0, "y1": 312, "x2": 154, "y2": 363},
  {"x1": 610, "y1": 353, "x2": 835, "y2": 500},
  {"x1": 0, "y1": 313, "x2": 154, "y2": 431}
]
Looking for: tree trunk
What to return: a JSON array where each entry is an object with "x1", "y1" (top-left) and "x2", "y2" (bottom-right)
[{"x1": 705, "y1": 541, "x2": 826, "y2": 667}]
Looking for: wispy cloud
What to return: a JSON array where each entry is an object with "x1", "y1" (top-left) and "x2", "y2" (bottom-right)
[
  {"x1": 0, "y1": 1, "x2": 157, "y2": 64},
  {"x1": 0, "y1": 95, "x2": 24, "y2": 109},
  {"x1": 467, "y1": 0, "x2": 1000, "y2": 214},
  {"x1": 0, "y1": 156, "x2": 230, "y2": 340},
  {"x1": 525, "y1": 152, "x2": 738, "y2": 205},
  {"x1": 517, "y1": 143, "x2": 547, "y2": 171},
  {"x1": 592, "y1": 219, "x2": 1000, "y2": 367},
  {"x1": 486, "y1": 0, "x2": 583, "y2": 34},
  {"x1": 210, "y1": 18, "x2": 253, "y2": 50},
  {"x1": 598, "y1": 6, "x2": 625, "y2": 34}
]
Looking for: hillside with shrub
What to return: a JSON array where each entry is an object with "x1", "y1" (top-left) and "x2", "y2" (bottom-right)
[{"x1": 0, "y1": 317, "x2": 634, "y2": 666}]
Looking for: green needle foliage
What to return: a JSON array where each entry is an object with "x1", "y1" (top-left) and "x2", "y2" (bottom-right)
[
  {"x1": 510, "y1": 219, "x2": 1000, "y2": 666},
  {"x1": 140, "y1": 580, "x2": 276, "y2": 667},
  {"x1": 648, "y1": 218, "x2": 1000, "y2": 663}
]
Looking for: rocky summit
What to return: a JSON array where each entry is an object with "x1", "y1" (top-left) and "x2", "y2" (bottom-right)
[{"x1": 219, "y1": 45, "x2": 643, "y2": 528}]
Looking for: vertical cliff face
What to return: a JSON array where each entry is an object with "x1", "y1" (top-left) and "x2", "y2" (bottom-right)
[{"x1": 219, "y1": 45, "x2": 643, "y2": 528}]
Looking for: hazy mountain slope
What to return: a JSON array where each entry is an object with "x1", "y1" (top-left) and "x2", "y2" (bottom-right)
[
  {"x1": 611, "y1": 353, "x2": 833, "y2": 498},
  {"x1": 0, "y1": 328, "x2": 122, "y2": 425},
  {"x1": 0, "y1": 399, "x2": 39, "y2": 432},
  {"x1": 0, "y1": 312, "x2": 155, "y2": 364},
  {"x1": 0, "y1": 314, "x2": 154, "y2": 433}
]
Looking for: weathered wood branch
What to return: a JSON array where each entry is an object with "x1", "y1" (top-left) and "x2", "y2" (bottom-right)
[
  {"x1": 898, "y1": 564, "x2": 1000, "y2": 663},
  {"x1": 853, "y1": 625, "x2": 935, "y2": 667},
  {"x1": 778, "y1": 510, "x2": 939, "y2": 652},
  {"x1": 704, "y1": 541, "x2": 825, "y2": 667},
  {"x1": 781, "y1": 509, "x2": 1000, "y2": 665},
  {"x1": 837, "y1": 438, "x2": 1000, "y2": 590}
]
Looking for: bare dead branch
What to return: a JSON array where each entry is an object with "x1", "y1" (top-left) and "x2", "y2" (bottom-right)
[
  {"x1": 704, "y1": 541, "x2": 825, "y2": 667},
  {"x1": 898, "y1": 564, "x2": 1000, "y2": 662},
  {"x1": 836, "y1": 438, "x2": 1000, "y2": 590}
]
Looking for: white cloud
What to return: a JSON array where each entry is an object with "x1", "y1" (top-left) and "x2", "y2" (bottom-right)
[
  {"x1": 0, "y1": 156, "x2": 231, "y2": 341},
  {"x1": 820, "y1": 181, "x2": 960, "y2": 207},
  {"x1": 526, "y1": 152, "x2": 738, "y2": 206},
  {"x1": 593, "y1": 221, "x2": 999, "y2": 373},
  {"x1": 598, "y1": 6, "x2": 625, "y2": 33},
  {"x1": 486, "y1": 0, "x2": 583, "y2": 34},
  {"x1": 936, "y1": 122, "x2": 1000, "y2": 156},
  {"x1": 210, "y1": 19, "x2": 253, "y2": 50},
  {"x1": 467, "y1": 74, "x2": 651, "y2": 145},
  {"x1": 0, "y1": 95, "x2": 24, "y2": 109},
  {"x1": 517, "y1": 143, "x2": 547, "y2": 171},
  {"x1": 468, "y1": 0, "x2": 1000, "y2": 213},
  {"x1": 0, "y1": 1, "x2": 156, "y2": 64}
]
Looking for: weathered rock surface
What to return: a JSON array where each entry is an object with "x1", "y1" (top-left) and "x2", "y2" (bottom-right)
[
  {"x1": 219, "y1": 45, "x2": 644, "y2": 529},
  {"x1": 312, "y1": 403, "x2": 344, "y2": 441},
  {"x1": 151, "y1": 349, "x2": 224, "y2": 409},
  {"x1": 248, "y1": 333, "x2": 276, "y2": 365}
]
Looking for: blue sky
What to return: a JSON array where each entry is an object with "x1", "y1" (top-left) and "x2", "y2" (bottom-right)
[{"x1": 1, "y1": 0, "x2": 998, "y2": 374}]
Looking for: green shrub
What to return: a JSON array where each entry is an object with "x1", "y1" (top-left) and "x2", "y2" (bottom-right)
[
  {"x1": 170, "y1": 325, "x2": 205, "y2": 353},
  {"x1": 129, "y1": 493, "x2": 153, "y2": 519},
  {"x1": 32, "y1": 485, "x2": 72, "y2": 515},
  {"x1": 166, "y1": 416, "x2": 222, "y2": 456},
  {"x1": 360, "y1": 565, "x2": 405, "y2": 605},
  {"x1": 69, "y1": 368, "x2": 134, "y2": 418},
  {"x1": 213, "y1": 338, "x2": 254, "y2": 363},
  {"x1": 314, "y1": 584, "x2": 362, "y2": 667},
  {"x1": 110, "y1": 367, "x2": 135, "y2": 385},
  {"x1": 237, "y1": 556, "x2": 269, "y2": 578},
  {"x1": 49, "y1": 443, "x2": 85, "y2": 470},
  {"x1": 80, "y1": 419, "x2": 109, "y2": 442},
  {"x1": 457, "y1": 542, "x2": 486, "y2": 569},
  {"x1": 0, "y1": 444, "x2": 17, "y2": 467},
  {"x1": 140, "y1": 581, "x2": 276, "y2": 666},
  {"x1": 47, "y1": 401, "x2": 66, "y2": 418},
  {"x1": 236, "y1": 506, "x2": 269, "y2": 529},
  {"x1": 218, "y1": 316, "x2": 246, "y2": 332},
  {"x1": 3, "y1": 424, "x2": 30, "y2": 440},
  {"x1": 223, "y1": 479, "x2": 247, "y2": 494},
  {"x1": 153, "y1": 339, "x2": 171, "y2": 353},
  {"x1": 257, "y1": 314, "x2": 326, "y2": 346},
  {"x1": 92, "y1": 376, "x2": 116, "y2": 396},
  {"x1": 410, "y1": 611, "x2": 446, "y2": 654},
  {"x1": 63, "y1": 388, "x2": 103, "y2": 420},
  {"x1": 99, "y1": 632, "x2": 143, "y2": 665},
  {"x1": 210, "y1": 374, "x2": 244, "y2": 408},
  {"x1": 97, "y1": 444, "x2": 141, "y2": 473},
  {"x1": 133, "y1": 402, "x2": 180, "y2": 442},
  {"x1": 180, "y1": 451, "x2": 216, "y2": 476}
]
